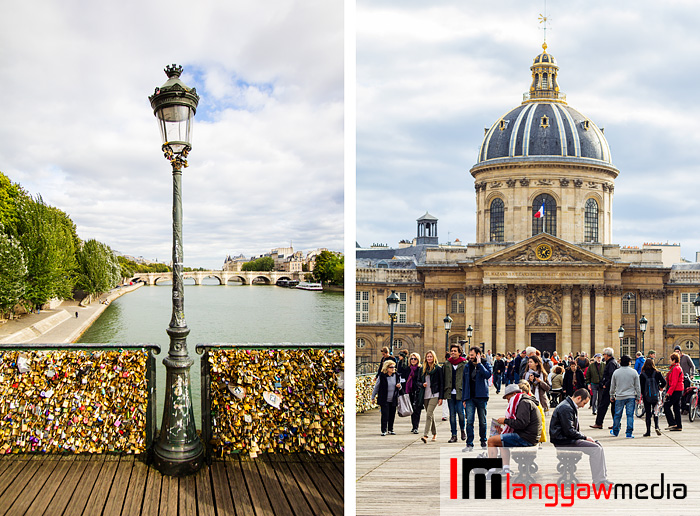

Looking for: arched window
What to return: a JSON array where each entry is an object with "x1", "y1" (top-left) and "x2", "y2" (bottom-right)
[
  {"x1": 584, "y1": 198, "x2": 599, "y2": 242},
  {"x1": 490, "y1": 198, "x2": 505, "y2": 242},
  {"x1": 532, "y1": 193, "x2": 557, "y2": 236},
  {"x1": 451, "y1": 293, "x2": 465, "y2": 314},
  {"x1": 356, "y1": 338, "x2": 366, "y2": 348}
]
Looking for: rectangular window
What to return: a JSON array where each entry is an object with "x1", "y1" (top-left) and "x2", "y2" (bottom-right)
[
  {"x1": 622, "y1": 337, "x2": 636, "y2": 357},
  {"x1": 398, "y1": 292, "x2": 407, "y2": 324},
  {"x1": 681, "y1": 293, "x2": 697, "y2": 325},
  {"x1": 622, "y1": 294, "x2": 636, "y2": 315},
  {"x1": 356, "y1": 290, "x2": 369, "y2": 323}
]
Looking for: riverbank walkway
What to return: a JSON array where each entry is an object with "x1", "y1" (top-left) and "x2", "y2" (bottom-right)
[
  {"x1": 0, "y1": 453, "x2": 342, "y2": 516},
  {"x1": 0, "y1": 284, "x2": 142, "y2": 344},
  {"x1": 357, "y1": 384, "x2": 700, "y2": 515}
]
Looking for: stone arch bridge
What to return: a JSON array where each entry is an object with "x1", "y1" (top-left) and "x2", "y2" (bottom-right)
[{"x1": 131, "y1": 270, "x2": 304, "y2": 286}]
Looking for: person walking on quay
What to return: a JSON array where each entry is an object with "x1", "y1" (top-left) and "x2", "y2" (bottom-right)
[
  {"x1": 487, "y1": 384, "x2": 541, "y2": 474},
  {"x1": 609, "y1": 355, "x2": 641, "y2": 438},
  {"x1": 634, "y1": 351, "x2": 645, "y2": 374},
  {"x1": 404, "y1": 352, "x2": 424, "y2": 434},
  {"x1": 550, "y1": 389, "x2": 612, "y2": 486},
  {"x1": 513, "y1": 349, "x2": 525, "y2": 383},
  {"x1": 376, "y1": 347, "x2": 396, "y2": 378},
  {"x1": 674, "y1": 345, "x2": 696, "y2": 378},
  {"x1": 524, "y1": 354, "x2": 550, "y2": 412},
  {"x1": 664, "y1": 352, "x2": 684, "y2": 431},
  {"x1": 519, "y1": 346, "x2": 538, "y2": 381},
  {"x1": 493, "y1": 353, "x2": 506, "y2": 394},
  {"x1": 420, "y1": 350, "x2": 443, "y2": 443},
  {"x1": 443, "y1": 344, "x2": 467, "y2": 442},
  {"x1": 563, "y1": 361, "x2": 585, "y2": 398},
  {"x1": 542, "y1": 351, "x2": 553, "y2": 375},
  {"x1": 396, "y1": 349, "x2": 410, "y2": 384},
  {"x1": 576, "y1": 352, "x2": 590, "y2": 371},
  {"x1": 586, "y1": 353, "x2": 604, "y2": 415},
  {"x1": 590, "y1": 348, "x2": 619, "y2": 429},
  {"x1": 549, "y1": 365, "x2": 565, "y2": 406},
  {"x1": 372, "y1": 361, "x2": 402, "y2": 435},
  {"x1": 639, "y1": 358, "x2": 666, "y2": 436},
  {"x1": 461, "y1": 346, "x2": 492, "y2": 451}
]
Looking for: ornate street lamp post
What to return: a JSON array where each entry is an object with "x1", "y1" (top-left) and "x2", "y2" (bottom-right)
[
  {"x1": 466, "y1": 324, "x2": 473, "y2": 349},
  {"x1": 386, "y1": 290, "x2": 400, "y2": 355},
  {"x1": 639, "y1": 315, "x2": 648, "y2": 357},
  {"x1": 618, "y1": 325, "x2": 624, "y2": 354},
  {"x1": 149, "y1": 64, "x2": 204, "y2": 475},
  {"x1": 443, "y1": 315, "x2": 453, "y2": 354}
]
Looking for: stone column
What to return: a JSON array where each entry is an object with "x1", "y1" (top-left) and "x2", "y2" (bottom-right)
[
  {"x1": 594, "y1": 285, "x2": 607, "y2": 354},
  {"x1": 653, "y1": 290, "x2": 664, "y2": 354},
  {"x1": 515, "y1": 285, "x2": 526, "y2": 352},
  {"x1": 561, "y1": 285, "x2": 572, "y2": 357},
  {"x1": 465, "y1": 286, "x2": 477, "y2": 340},
  {"x1": 424, "y1": 290, "x2": 435, "y2": 351},
  {"x1": 481, "y1": 285, "x2": 493, "y2": 352},
  {"x1": 610, "y1": 286, "x2": 622, "y2": 358},
  {"x1": 496, "y1": 285, "x2": 507, "y2": 355},
  {"x1": 580, "y1": 285, "x2": 591, "y2": 355}
]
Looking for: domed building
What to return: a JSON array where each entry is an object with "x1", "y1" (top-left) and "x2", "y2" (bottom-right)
[{"x1": 356, "y1": 45, "x2": 700, "y2": 367}]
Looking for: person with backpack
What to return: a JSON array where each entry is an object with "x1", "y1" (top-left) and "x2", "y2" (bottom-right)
[
  {"x1": 586, "y1": 353, "x2": 604, "y2": 416},
  {"x1": 493, "y1": 353, "x2": 506, "y2": 394},
  {"x1": 639, "y1": 358, "x2": 666, "y2": 436}
]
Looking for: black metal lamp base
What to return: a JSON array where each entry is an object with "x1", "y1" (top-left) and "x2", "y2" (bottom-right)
[{"x1": 153, "y1": 444, "x2": 204, "y2": 476}]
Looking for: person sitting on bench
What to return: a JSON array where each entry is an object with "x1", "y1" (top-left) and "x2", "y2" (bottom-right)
[
  {"x1": 487, "y1": 384, "x2": 541, "y2": 474},
  {"x1": 549, "y1": 388, "x2": 612, "y2": 486}
]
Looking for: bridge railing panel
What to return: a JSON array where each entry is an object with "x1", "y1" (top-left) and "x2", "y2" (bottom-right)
[
  {"x1": 196, "y1": 343, "x2": 343, "y2": 461},
  {"x1": 0, "y1": 343, "x2": 159, "y2": 455},
  {"x1": 356, "y1": 373, "x2": 379, "y2": 414}
]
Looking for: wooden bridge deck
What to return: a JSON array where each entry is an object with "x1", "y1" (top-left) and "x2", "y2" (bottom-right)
[{"x1": 0, "y1": 453, "x2": 343, "y2": 516}]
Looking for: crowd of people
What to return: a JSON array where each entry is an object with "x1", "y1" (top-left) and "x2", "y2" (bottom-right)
[{"x1": 370, "y1": 342, "x2": 698, "y2": 484}]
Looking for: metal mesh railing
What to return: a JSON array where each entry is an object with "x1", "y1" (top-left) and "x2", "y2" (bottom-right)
[
  {"x1": 196, "y1": 343, "x2": 343, "y2": 460},
  {"x1": 0, "y1": 343, "x2": 159, "y2": 455}
]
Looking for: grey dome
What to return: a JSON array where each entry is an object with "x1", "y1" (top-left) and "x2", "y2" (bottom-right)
[{"x1": 478, "y1": 102, "x2": 612, "y2": 165}]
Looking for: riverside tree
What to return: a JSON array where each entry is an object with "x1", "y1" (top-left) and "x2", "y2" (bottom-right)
[
  {"x1": 76, "y1": 239, "x2": 121, "y2": 296},
  {"x1": 0, "y1": 230, "x2": 27, "y2": 318},
  {"x1": 241, "y1": 256, "x2": 275, "y2": 271},
  {"x1": 11, "y1": 196, "x2": 78, "y2": 309},
  {"x1": 312, "y1": 250, "x2": 343, "y2": 286}
]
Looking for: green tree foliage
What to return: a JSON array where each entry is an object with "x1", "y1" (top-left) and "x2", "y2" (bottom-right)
[
  {"x1": 10, "y1": 196, "x2": 78, "y2": 309},
  {"x1": 117, "y1": 256, "x2": 171, "y2": 275},
  {"x1": 0, "y1": 231, "x2": 28, "y2": 317},
  {"x1": 241, "y1": 257, "x2": 274, "y2": 271},
  {"x1": 0, "y1": 171, "x2": 28, "y2": 230},
  {"x1": 312, "y1": 251, "x2": 344, "y2": 286},
  {"x1": 76, "y1": 239, "x2": 121, "y2": 295}
]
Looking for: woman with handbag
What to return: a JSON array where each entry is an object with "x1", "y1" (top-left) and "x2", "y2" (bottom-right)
[
  {"x1": 639, "y1": 358, "x2": 666, "y2": 436},
  {"x1": 420, "y1": 350, "x2": 443, "y2": 443},
  {"x1": 372, "y1": 360, "x2": 402, "y2": 435},
  {"x1": 405, "y1": 352, "x2": 424, "y2": 434}
]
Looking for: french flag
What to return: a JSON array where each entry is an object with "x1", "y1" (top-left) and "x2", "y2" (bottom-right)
[{"x1": 534, "y1": 201, "x2": 545, "y2": 219}]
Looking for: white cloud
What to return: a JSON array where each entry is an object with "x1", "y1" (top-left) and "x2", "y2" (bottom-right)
[
  {"x1": 0, "y1": 0, "x2": 343, "y2": 270},
  {"x1": 357, "y1": 0, "x2": 700, "y2": 260}
]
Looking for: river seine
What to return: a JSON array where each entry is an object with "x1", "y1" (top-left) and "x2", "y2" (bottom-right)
[{"x1": 79, "y1": 278, "x2": 343, "y2": 420}]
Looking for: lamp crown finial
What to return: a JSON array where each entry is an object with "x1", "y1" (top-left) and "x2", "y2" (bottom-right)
[{"x1": 165, "y1": 64, "x2": 183, "y2": 78}]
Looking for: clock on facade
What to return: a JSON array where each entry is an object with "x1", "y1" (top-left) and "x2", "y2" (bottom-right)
[{"x1": 535, "y1": 243, "x2": 553, "y2": 261}]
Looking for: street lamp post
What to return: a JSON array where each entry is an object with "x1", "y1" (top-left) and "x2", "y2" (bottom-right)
[
  {"x1": 618, "y1": 325, "x2": 624, "y2": 355},
  {"x1": 639, "y1": 315, "x2": 648, "y2": 357},
  {"x1": 386, "y1": 290, "x2": 400, "y2": 355},
  {"x1": 149, "y1": 64, "x2": 204, "y2": 476},
  {"x1": 443, "y1": 315, "x2": 453, "y2": 354},
  {"x1": 466, "y1": 324, "x2": 473, "y2": 349}
]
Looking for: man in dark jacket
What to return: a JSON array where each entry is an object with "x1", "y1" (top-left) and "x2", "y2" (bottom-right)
[
  {"x1": 586, "y1": 353, "x2": 604, "y2": 415},
  {"x1": 513, "y1": 350, "x2": 525, "y2": 383},
  {"x1": 492, "y1": 353, "x2": 506, "y2": 394},
  {"x1": 550, "y1": 388, "x2": 611, "y2": 485},
  {"x1": 461, "y1": 347, "x2": 492, "y2": 450},
  {"x1": 591, "y1": 348, "x2": 619, "y2": 429},
  {"x1": 443, "y1": 344, "x2": 467, "y2": 443},
  {"x1": 487, "y1": 384, "x2": 541, "y2": 474}
]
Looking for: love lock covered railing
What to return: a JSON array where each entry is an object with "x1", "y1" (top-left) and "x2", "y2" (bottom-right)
[
  {"x1": 0, "y1": 343, "x2": 160, "y2": 456},
  {"x1": 196, "y1": 343, "x2": 344, "y2": 462}
]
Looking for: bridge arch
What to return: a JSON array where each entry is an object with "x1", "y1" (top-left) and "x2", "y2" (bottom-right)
[
  {"x1": 252, "y1": 276, "x2": 272, "y2": 285},
  {"x1": 226, "y1": 276, "x2": 248, "y2": 285},
  {"x1": 202, "y1": 275, "x2": 224, "y2": 285},
  {"x1": 153, "y1": 276, "x2": 171, "y2": 286}
]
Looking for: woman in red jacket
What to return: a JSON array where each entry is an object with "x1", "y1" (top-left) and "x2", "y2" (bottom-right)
[{"x1": 663, "y1": 353, "x2": 684, "y2": 431}]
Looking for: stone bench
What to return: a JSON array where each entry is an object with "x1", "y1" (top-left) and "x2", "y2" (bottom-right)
[
  {"x1": 555, "y1": 448, "x2": 582, "y2": 485},
  {"x1": 510, "y1": 447, "x2": 539, "y2": 484}
]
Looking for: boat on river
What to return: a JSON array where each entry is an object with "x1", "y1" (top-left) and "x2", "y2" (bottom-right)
[
  {"x1": 275, "y1": 279, "x2": 300, "y2": 288},
  {"x1": 295, "y1": 282, "x2": 323, "y2": 291}
]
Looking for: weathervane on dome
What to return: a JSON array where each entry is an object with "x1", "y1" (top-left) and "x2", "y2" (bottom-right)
[{"x1": 538, "y1": 0, "x2": 551, "y2": 48}]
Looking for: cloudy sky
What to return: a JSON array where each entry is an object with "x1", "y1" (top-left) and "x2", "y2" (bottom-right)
[
  {"x1": 0, "y1": 0, "x2": 343, "y2": 269},
  {"x1": 357, "y1": 0, "x2": 700, "y2": 261}
]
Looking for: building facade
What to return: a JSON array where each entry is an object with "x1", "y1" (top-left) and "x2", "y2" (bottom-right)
[{"x1": 356, "y1": 44, "x2": 700, "y2": 367}]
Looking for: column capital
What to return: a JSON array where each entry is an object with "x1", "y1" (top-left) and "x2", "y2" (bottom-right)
[
  {"x1": 561, "y1": 285, "x2": 573, "y2": 295},
  {"x1": 594, "y1": 284, "x2": 606, "y2": 295},
  {"x1": 609, "y1": 285, "x2": 623, "y2": 296},
  {"x1": 515, "y1": 284, "x2": 527, "y2": 296},
  {"x1": 496, "y1": 284, "x2": 508, "y2": 295},
  {"x1": 580, "y1": 284, "x2": 592, "y2": 295},
  {"x1": 481, "y1": 285, "x2": 494, "y2": 295},
  {"x1": 640, "y1": 289, "x2": 653, "y2": 299},
  {"x1": 465, "y1": 285, "x2": 478, "y2": 295}
]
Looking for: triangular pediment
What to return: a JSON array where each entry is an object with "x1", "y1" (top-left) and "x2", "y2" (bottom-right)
[{"x1": 475, "y1": 234, "x2": 615, "y2": 265}]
